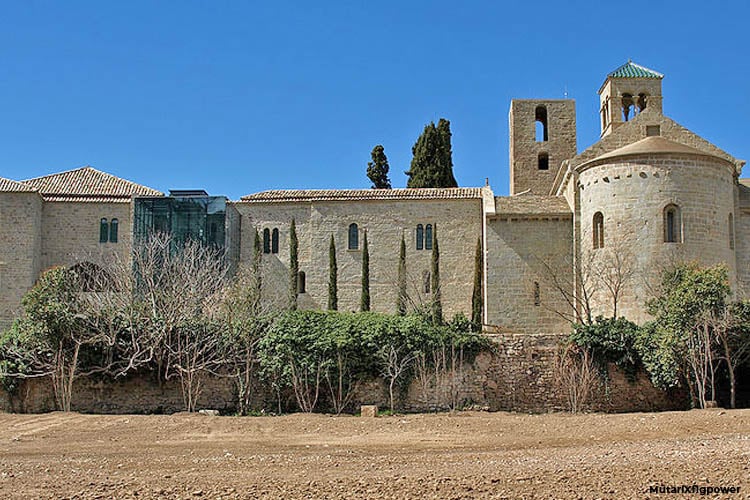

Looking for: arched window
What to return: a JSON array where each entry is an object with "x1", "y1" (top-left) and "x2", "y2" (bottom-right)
[
  {"x1": 425, "y1": 224, "x2": 433, "y2": 250},
  {"x1": 729, "y1": 213, "x2": 735, "y2": 250},
  {"x1": 109, "y1": 218, "x2": 118, "y2": 243},
  {"x1": 348, "y1": 223, "x2": 359, "y2": 250},
  {"x1": 533, "y1": 281, "x2": 541, "y2": 306},
  {"x1": 423, "y1": 270, "x2": 431, "y2": 294},
  {"x1": 99, "y1": 218, "x2": 109, "y2": 243},
  {"x1": 297, "y1": 271, "x2": 306, "y2": 294},
  {"x1": 271, "y1": 228, "x2": 279, "y2": 254},
  {"x1": 621, "y1": 93, "x2": 634, "y2": 121},
  {"x1": 263, "y1": 228, "x2": 271, "y2": 254},
  {"x1": 664, "y1": 205, "x2": 681, "y2": 243},
  {"x1": 593, "y1": 212, "x2": 604, "y2": 249},
  {"x1": 535, "y1": 106, "x2": 548, "y2": 142},
  {"x1": 416, "y1": 224, "x2": 424, "y2": 250},
  {"x1": 637, "y1": 93, "x2": 648, "y2": 112},
  {"x1": 538, "y1": 152, "x2": 549, "y2": 171}
]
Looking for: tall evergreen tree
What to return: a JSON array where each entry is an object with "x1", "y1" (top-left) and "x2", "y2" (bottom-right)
[
  {"x1": 361, "y1": 231, "x2": 370, "y2": 311},
  {"x1": 366, "y1": 145, "x2": 392, "y2": 189},
  {"x1": 328, "y1": 234, "x2": 338, "y2": 310},
  {"x1": 252, "y1": 228, "x2": 263, "y2": 314},
  {"x1": 289, "y1": 219, "x2": 298, "y2": 311},
  {"x1": 430, "y1": 225, "x2": 442, "y2": 324},
  {"x1": 405, "y1": 119, "x2": 458, "y2": 188},
  {"x1": 396, "y1": 234, "x2": 407, "y2": 315},
  {"x1": 471, "y1": 237, "x2": 483, "y2": 331}
]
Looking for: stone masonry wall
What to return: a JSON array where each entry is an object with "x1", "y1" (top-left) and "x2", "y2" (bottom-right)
[
  {"x1": 0, "y1": 192, "x2": 42, "y2": 329},
  {"x1": 578, "y1": 154, "x2": 737, "y2": 322},
  {"x1": 40, "y1": 201, "x2": 133, "y2": 270},
  {"x1": 234, "y1": 198, "x2": 483, "y2": 318},
  {"x1": 484, "y1": 216, "x2": 574, "y2": 334},
  {"x1": 0, "y1": 334, "x2": 685, "y2": 415}
]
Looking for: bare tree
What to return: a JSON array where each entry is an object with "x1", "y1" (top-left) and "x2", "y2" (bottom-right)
[
  {"x1": 378, "y1": 344, "x2": 417, "y2": 412},
  {"x1": 555, "y1": 343, "x2": 597, "y2": 413}
]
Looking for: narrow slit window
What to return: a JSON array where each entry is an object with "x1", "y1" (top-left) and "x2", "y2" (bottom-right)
[
  {"x1": 664, "y1": 205, "x2": 681, "y2": 243},
  {"x1": 99, "y1": 218, "x2": 109, "y2": 243},
  {"x1": 535, "y1": 106, "x2": 548, "y2": 142},
  {"x1": 416, "y1": 224, "x2": 424, "y2": 250},
  {"x1": 729, "y1": 213, "x2": 735, "y2": 250},
  {"x1": 533, "y1": 281, "x2": 541, "y2": 306},
  {"x1": 297, "y1": 271, "x2": 306, "y2": 294},
  {"x1": 263, "y1": 228, "x2": 271, "y2": 254},
  {"x1": 348, "y1": 223, "x2": 359, "y2": 250},
  {"x1": 109, "y1": 218, "x2": 118, "y2": 243},
  {"x1": 593, "y1": 212, "x2": 604, "y2": 249},
  {"x1": 538, "y1": 152, "x2": 549, "y2": 171},
  {"x1": 271, "y1": 228, "x2": 279, "y2": 254},
  {"x1": 425, "y1": 224, "x2": 433, "y2": 250}
]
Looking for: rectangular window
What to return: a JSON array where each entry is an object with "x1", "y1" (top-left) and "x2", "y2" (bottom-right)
[{"x1": 646, "y1": 125, "x2": 660, "y2": 137}]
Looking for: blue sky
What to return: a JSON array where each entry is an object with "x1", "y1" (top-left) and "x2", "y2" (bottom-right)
[{"x1": 1, "y1": 1, "x2": 748, "y2": 199}]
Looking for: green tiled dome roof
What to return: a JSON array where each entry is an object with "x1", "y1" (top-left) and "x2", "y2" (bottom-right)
[{"x1": 608, "y1": 60, "x2": 663, "y2": 79}]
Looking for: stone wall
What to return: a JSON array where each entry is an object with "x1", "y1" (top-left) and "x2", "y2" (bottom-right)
[
  {"x1": 0, "y1": 334, "x2": 685, "y2": 415},
  {"x1": 234, "y1": 198, "x2": 483, "y2": 318},
  {"x1": 40, "y1": 201, "x2": 133, "y2": 270},
  {"x1": 577, "y1": 154, "x2": 737, "y2": 322},
  {"x1": 0, "y1": 192, "x2": 43, "y2": 329},
  {"x1": 484, "y1": 216, "x2": 574, "y2": 334}
]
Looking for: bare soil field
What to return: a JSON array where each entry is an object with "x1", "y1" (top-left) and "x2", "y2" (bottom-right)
[{"x1": 0, "y1": 409, "x2": 748, "y2": 499}]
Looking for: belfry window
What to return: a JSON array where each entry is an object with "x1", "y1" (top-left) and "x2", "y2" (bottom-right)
[
  {"x1": 416, "y1": 224, "x2": 424, "y2": 250},
  {"x1": 271, "y1": 228, "x2": 279, "y2": 254},
  {"x1": 637, "y1": 93, "x2": 647, "y2": 112},
  {"x1": 729, "y1": 213, "x2": 735, "y2": 250},
  {"x1": 99, "y1": 218, "x2": 109, "y2": 243},
  {"x1": 348, "y1": 223, "x2": 359, "y2": 250},
  {"x1": 425, "y1": 224, "x2": 433, "y2": 250},
  {"x1": 538, "y1": 152, "x2": 549, "y2": 171},
  {"x1": 664, "y1": 205, "x2": 681, "y2": 243},
  {"x1": 593, "y1": 212, "x2": 604, "y2": 249},
  {"x1": 263, "y1": 228, "x2": 271, "y2": 254},
  {"x1": 535, "y1": 106, "x2": 548, "y2": 142},
  {"x1": 621, "y1": 93, "x2": 635, "y2": 121}
]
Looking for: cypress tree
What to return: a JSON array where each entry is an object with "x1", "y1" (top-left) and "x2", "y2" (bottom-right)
[
  {"x1": 328, "y1": 234, "x2": 338, "y2": 310},
  {"x1": 360, "y1": 231, "x2": 370, "y2": 312},
  {"x1": 471, "y1": 237, "x2": 483, "y2": 331},
  {"x1": 436, "y1": 118, "x2": 458, "y2": 187},
  {"x1": 430, "y1": 224, "x2": 442, "y2": 324},
  {"x1": 366, "y1": 145, "x2": 392, "y2": 189},
  {"x1": 405, "y1": 119, "x2": 458, "y2": 188},
  {"x1": 396, "y1": 234, "x2": 407, "y2": 315},
  {"x1": 289, "y1": 219, "x2": 298, "y2": 311},
  {"x1": 252, "y1": 228, "x2": 263, "y2": 314}
]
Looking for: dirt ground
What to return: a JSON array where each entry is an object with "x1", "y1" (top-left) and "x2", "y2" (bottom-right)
[{"x1": 0, "y1": 409, "x2": 748, "y2": 499}]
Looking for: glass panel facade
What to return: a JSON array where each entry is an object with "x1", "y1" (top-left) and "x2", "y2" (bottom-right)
[{"x1": 134, "y1": 195, "x2": 227, "y2": 249}]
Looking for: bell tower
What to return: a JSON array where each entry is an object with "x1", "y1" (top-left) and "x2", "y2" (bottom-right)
[{"x1": 599, "y1": 60, "x2": 664, "y2": 137}]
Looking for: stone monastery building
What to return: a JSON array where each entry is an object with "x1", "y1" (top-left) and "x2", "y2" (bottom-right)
[{"x1": 1, "y1": 61, "x2": 748, "y2": 333}]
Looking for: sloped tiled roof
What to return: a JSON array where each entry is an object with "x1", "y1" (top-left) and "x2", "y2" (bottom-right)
[
  {"x1": 0, "y1": 176, "x2": 38, "y2": 193},
  {"x1": 241, "y1": 187, "x2": 483, "y2": 202},
  {"x1": 493, "y1": 195, "x2": 571, "y2": 216},
  {"x1": 608, "y1": 61, "x2": 664, "y2": 79},
  {"x1": 21, "y1": 166, "x2": 162, "y2": 202}
]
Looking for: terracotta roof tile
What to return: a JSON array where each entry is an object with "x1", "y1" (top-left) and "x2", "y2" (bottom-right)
[
  {"x1": 241, "y1": 187, "x2": 483, "y2": 202},
  {"x1": 493, "y1": 195, "x2": 571, "y2": 216},
  {"x1": 0, "y1": 177, "x2": 38, "y2": 193},
  {"x1": 21, "y1": 166, "x2": 162, "y2": 201}
]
